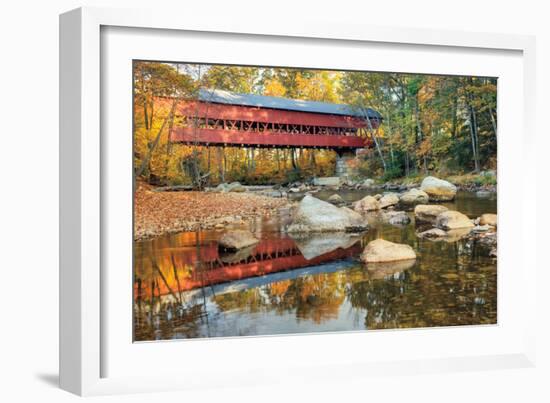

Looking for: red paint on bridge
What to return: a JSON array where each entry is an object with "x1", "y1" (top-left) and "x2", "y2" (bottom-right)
[
  {"x1": 171, "y1": 127, "x2": 370, "y2": 149},
  {"x1": 155, "y1": 96, "x2": 380, "y2": 150}
]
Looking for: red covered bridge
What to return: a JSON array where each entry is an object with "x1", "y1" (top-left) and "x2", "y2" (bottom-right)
[{"x1": 167, "y1": 89, "x2": 382, "y2": 151}]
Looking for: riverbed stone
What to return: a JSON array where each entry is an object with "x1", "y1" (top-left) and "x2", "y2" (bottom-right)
[
  {"x1": 479, "y1": 213, "x2": 497, "y2": 227},
  {"x1": 328, "y1": 194, "x2": 345, "y2": 205},
  {"x1": 367, "y1": 259, "x2": 416, "y2": 280},
  {"x1": 287, "y1": 195, "x2": 368, "y2": 233},
  {"x1": 360, "y1": 239, "x2": 417, "y2": 263},
  {"x1": 414, "y1": 204, "x2": 449, "y2": 224},
  {"x1": 354, "y1": 195, "x2": 380, "y2": 212},
  {"x1": 400, "y1": 188, "x2": 429, "y2": 205},
  {"x1": 383, "y1": 211, "x2": 411, "y2": 225},
  {"x1": 361, "y1": 178, "x2": 375, "y2": 188},
  {"x1": 420, "y1": 176, "x2": 457, "y2": 201},
  {"x1": 218, "y1": 230, "x2": 259, "y2": 251},
  {"x1": 313, "y1": 177, "x2": 341, "y2": 186},
  {"x1": 379, "y1": 193, "x2": 400, "y2": 209},
  {"x1": 476, "y1": 190, "x2": 493, "y2": 198},
  {"x1": 435, "y1": 211, "x2": 475, "y2": 230},
  {"x1": 417, "y1": 228, "x2": 448, "y2": 239},
  {"x1": 227, "y1": 182, "x2": 246, "y2": 192}
]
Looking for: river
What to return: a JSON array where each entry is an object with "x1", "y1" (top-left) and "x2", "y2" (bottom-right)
[{"x1": 133, "y1": 190, "x2": 497, "y2": 341}]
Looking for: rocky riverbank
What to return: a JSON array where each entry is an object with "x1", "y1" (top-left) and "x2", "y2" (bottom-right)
[{"x1": 134, "y1": 182, "x2": 291, "y2": 241}]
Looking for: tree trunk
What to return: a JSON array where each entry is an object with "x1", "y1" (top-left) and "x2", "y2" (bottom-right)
[
  {"x1": 217, "y1": 147, "x2": 225, "y2": 183},
  {"x1": 489, "y1": 107, "x2": 498, "y2": 141},
  {"x1": 468, "y1": 106, "x2": 480, "y2": 172},
  {"x1": 364, "y1": 111, "x2": 387, "y2": 173},
  {"x1": 136, "y1": 98, "x2": 178, "y2": 180}
]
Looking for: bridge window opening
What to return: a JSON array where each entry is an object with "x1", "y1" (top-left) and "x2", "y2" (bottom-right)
[{"x1": 179, "y1": 115, "x2": 362, "y2": 138}]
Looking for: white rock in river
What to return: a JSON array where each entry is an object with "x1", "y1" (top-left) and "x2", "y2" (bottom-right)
[
  {"x1": 479, "y1": 213, "x2": 497, "y2": 227},
  {"x1": 435, "y1": 211, "x2": 475, "y2": 230},
  {"x1": 400, "y1": 188, "x2": 429, "y2": 205},
  {"x1": 354, "y1": 195, "x2": 380, "y2": 212},
  {"x1": 420, "y1": 176, "x2": 457, "y2": 201},
  {"x1": 382, "y1": 211, "x2": 411, "y2": 225},
  {"x1": 287, "y1": 195, "x2": 368, "y2": 233},
  {"x1": 360, "y1": 239, "x2": 416, "y2": 263},
  {"x1": 379, "y1": 193, "x2": 400, "y2": 209},
  {"x1": 414, "y1": 204, "x2": 449, "y2": 224},
  {"x1": 328, "y1": 193, "x2": 345, "y2": 205}
]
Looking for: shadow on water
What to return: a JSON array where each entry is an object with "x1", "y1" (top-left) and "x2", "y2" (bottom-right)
[{"x1": 133, "y1": 191, "x2": 497, "y2": 341}]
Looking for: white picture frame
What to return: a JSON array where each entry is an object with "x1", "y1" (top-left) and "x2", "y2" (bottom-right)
[{"x1": 60, "y1": 6, "x2": 537, "y2": 396}]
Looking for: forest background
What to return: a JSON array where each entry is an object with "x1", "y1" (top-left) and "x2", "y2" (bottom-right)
[{"x1": 133, "y1": 62, "x2": 497, "y2": 187}]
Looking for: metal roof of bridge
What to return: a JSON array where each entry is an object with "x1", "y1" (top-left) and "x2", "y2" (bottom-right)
[{"x1": 199, "y1": 89, "x2": 382, "y2": 120}]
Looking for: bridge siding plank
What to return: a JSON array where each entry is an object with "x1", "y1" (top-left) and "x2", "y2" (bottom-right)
[
  {"x1": 171, "y1": 127, "x2": 372, "y2": 149},
  {"x1": 158, "y1": 98, "x2": 377, "y2": 128}
]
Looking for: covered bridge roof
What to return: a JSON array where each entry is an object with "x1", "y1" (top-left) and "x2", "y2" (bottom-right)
[{"x1": 198, "y1": 89, "x2": 382, "y2": 120}]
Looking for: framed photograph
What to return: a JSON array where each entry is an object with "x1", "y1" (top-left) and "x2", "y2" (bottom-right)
[{"x1": 60, "y1": 6, "x2": 537, "y2": 396}]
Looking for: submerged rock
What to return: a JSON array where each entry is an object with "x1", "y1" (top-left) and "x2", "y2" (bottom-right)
[
  {"x1": 379, "y1": 193, "x2": 400, "y2": 209},
  {"x1": 435, "y1": 211, "x2": 475, "y2": 230},
  {"x1": 414, "y1": 204, "x2": 449, "y2": 224},
  {"x1": 360, "y1": 239, "x2": 416, "y2": 263},
  {"x1": 476, "y1": 190, "x2": 493, "y2": 198},
  {"x1": 367, "y1": 259, "x2": 416, "y2": 280},
  {"x1": 218, "y1": 230, "x2": 259, "y2": 251},
  {"x1": 400, "y1": 188, "x2": 429, "y2": 205},
  {"x1": 417, "y1": 228, "x2": 448, "y2": 239},
  {"x1": 219, "y1": 245, "x2": 256, "y2": 263},
  {"x1": 287, "y1": 195, "x2": 368, "y2": 233},
  {"x1": 416, "y1": 227, "x2": 470, "y2": 242},
  {"x1": 420, "y1": 176, "x2": 457, "y2": 201},
  {"x1": 479, "y1": 213, "x2": 497, "y2": 227},
  {"x1": 382, "y1": 211, "x2": 411, "y2": 225},
  {"x1": 354, "y1": 195, "x2": 380, "y2": 212}
]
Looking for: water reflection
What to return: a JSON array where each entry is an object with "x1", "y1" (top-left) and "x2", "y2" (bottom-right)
[{"x1": 134, "y1": 191, "x2": 497, "y2": 341}]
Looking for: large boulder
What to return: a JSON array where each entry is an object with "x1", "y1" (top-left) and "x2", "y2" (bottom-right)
[
  {"x1": 287, "y1": 195, "x2": 368, "y2": 233},
  {"x1": 479, "y1": 213, "x2": 497, "y2": 227},
  {"x1": 435, "y1": 211, "x2": 475, "y2": 230},
  {"x1": 379, "y1": 193, "x2": 400, "y2": 209},
  {"x1": 360, "y1": 239, "x2": 416, "y2": 263},
  {"x1": 313, "y1": 177, "x2": 341, "y2": 186},
  {"x1": 227, "y1": 182, "x2": 246, "y2": 192},
  {"x1": 213, "y1": 183, "x2": 229, "y2": 192},
  {"x1": 420, "y1": 176, "x2": 457, "y2": 201},
  {"x1": 414, "y1": 204, "x2": 449, "y2": 224},
  {"x1": 218, "y1": 230, "x2": 259, "y2": 251},
  {"x1": 400, "y1": 188, "x2": 429, "y2": 205},
  {"x1": 354, "y1": 195, "x2": 380, "y2": 212},
  {"x1": 361, "y1": 178, "x2": 375, "y2": 188}
]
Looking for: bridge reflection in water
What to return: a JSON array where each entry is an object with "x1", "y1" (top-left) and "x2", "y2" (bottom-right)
[{"x1": 134, "y1": 233, "x2": 362, "y2": 303}]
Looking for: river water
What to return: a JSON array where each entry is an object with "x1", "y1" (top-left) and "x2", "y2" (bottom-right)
[{"x1": 133, "y1": 190, "x2": 497, "y2": 341}]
